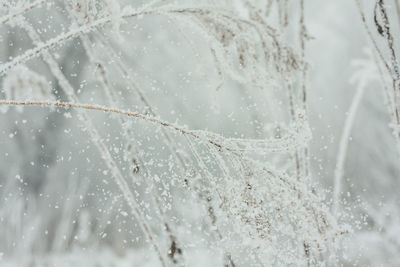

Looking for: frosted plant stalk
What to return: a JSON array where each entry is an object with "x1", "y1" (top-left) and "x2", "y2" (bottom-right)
[{"x1": 332, "y1": 77, "x2": 366, "y2": 216}]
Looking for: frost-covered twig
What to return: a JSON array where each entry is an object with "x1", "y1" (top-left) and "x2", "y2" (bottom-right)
[
  {"x1": 0, "y1": 100, "x2": 240, "y2": 153},
  {"x1": 354, "y1": 0, "x2": 392, "y2": 78},
  {"x1": 0, "y1": 0, "x2": 48, "y2": 25},
  {"x1": 355, "y1": 0, "x2": 400, "y2": 148},
  {"x1": 0, "y1": 4, "x2": 285, "y2": 84},
  {"x1": 0, "y1": 5, "x2": 158, "y2": 76},
  {"x1": 375, "y1": 0, "x2": 400, "y2": 89},
  {"x1": 299, "y1": 0, "x2": 310, "y2": 179}
]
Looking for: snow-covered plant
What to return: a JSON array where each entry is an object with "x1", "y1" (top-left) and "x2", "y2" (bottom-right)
[
  {"x1": 355, "y1": 0, "x2": 400, "y2": 150},
  {"x1": 3, "y1": 0, "x2": 397, "y2": 266}
]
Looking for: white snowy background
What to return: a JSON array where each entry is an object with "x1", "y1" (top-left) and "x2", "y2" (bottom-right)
[{"x1": 0, "y1": 0, "x2": 400, "y2": 266}]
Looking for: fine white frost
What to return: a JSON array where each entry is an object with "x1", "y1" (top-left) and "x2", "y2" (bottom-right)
[{"x1": 0, "y1": 0, "x2": 398, "y2": 266}]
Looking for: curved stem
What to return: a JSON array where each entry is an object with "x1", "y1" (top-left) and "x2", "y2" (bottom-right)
[
  {"x1": 0, "y1": 100, "x2": 309, "y2": 154},
  {"x1": 0, "y1": 100, "x2": 229, "y2": 149},
  {"x1": 332, "y1": 81, "x2": 366, "y2": 216}
]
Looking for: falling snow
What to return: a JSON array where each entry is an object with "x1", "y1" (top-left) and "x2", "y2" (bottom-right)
[{"x1": 0, "y1": 0, "x2": 399, "y2": 266}]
